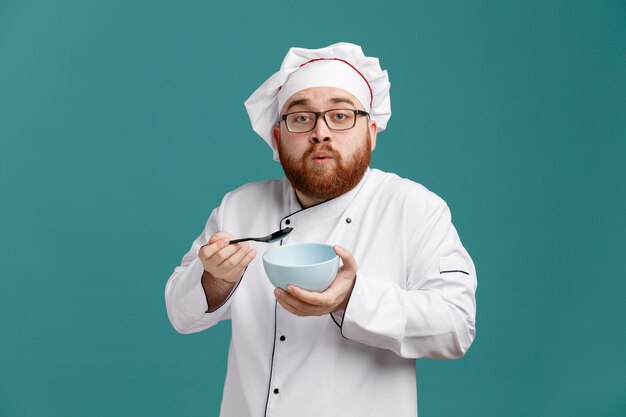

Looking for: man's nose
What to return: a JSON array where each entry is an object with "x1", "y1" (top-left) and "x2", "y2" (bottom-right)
[{"x1": 310, "y1": 115, "x2": 332, "y2": 143}]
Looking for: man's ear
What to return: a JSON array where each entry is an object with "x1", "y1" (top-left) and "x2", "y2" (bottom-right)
[
  {"x1": 272, "y1": 124, "x2": 281, "y2": 148},
  {"x1": 369, "y1": 121, "x2": 378, "y2": 151}
]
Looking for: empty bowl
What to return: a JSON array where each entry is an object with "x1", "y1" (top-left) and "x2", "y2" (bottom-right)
[{"x1": 262, "y1": 243, "x2": 339, "y2": 292}]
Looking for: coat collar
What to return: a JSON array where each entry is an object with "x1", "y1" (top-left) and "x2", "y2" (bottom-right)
[{"x1": 281, "y1": 168, "x2": 372, "y2": 232}]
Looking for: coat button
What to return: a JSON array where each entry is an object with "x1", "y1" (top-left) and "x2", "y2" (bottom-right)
[
  {"x1": 346, "y1": 218, "x2": 352, "y2": 223},
  {"x1": 280, "y1": 335, "x2": 286, "y2": 341},
  {"x1": 285, "y1": 219, "x2": 291, "y2": 225},
  {"x1": 274, "y1": 388, "x2": 280, "y2": 394}
]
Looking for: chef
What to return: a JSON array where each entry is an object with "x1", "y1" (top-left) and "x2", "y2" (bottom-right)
[{"x1": 165, "y1": 42, "x2": 477, "y2": 417}]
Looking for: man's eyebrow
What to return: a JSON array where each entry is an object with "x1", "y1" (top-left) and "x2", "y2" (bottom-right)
[
  {"x1": 330, "y1": 97, "x2": 357, "y2": 107},
  {"x1": 286, "y1": 99, "x2": 309, "y2": 112},
  {"x1": 285, "y1": 97, "x2": 358, "y2": 112}
]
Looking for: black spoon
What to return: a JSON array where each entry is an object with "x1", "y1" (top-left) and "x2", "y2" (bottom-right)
[{"x1": 229, "y1": 227, "x2": 293, "y2": 244}]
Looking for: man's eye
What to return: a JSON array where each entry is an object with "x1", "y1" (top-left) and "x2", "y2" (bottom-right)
[
  {"x1": 331, "y1": 111, "x2": 352, "y2": 121},
  {"x1": 292, "y1": 114, "x2": 312, "y2": 123}
]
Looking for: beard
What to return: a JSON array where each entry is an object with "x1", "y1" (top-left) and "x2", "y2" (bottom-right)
[{"x1": 278, "y1": 132, "x2": 372, "y2": 202}]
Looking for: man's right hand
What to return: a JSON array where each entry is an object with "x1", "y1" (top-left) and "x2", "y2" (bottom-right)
[
  {"x1": 198, "y1": 232, "x2": 256, "y2": 311},
  {"x1": 199, "y1": 232, "x2": 257, "y2": 283}
]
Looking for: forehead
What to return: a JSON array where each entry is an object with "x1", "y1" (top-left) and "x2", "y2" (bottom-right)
[{"x1": 281, "y1": 86, "x2": 364, "y2": 113}]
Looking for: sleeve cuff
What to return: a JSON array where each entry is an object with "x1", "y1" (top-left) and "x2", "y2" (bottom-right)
[
  {"x1": 340, "y1": 273, "x2": 406, "y2": 351},
  {"x1": 166, "y1": 258, "x2": 234, "y2": 333}
]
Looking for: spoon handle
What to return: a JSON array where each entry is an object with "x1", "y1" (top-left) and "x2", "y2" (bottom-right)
[
  {"x1": 229, "y1": 237, "x2": 254, "y2": 244},
  {"x1": 229, "y1": 227, "x2": 293, "y2": 245}
]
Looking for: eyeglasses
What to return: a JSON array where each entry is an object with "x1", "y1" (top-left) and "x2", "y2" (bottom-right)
[{"x1": 280, "y1": 109, "x2": 370, "y2": 133}]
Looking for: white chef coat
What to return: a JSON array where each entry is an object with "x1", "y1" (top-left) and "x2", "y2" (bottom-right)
[{"x1": 165, "y1": 168, "x2": 477, "y2": 417}]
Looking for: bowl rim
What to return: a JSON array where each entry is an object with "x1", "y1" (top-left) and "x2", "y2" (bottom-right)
[{"x1": 262, "y1": 243, "x2": 338, "y2": 268}]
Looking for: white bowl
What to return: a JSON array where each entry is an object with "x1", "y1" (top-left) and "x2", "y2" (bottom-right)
[{"x1": 262, "y1": 243, "x2": 339, "y2": 292}]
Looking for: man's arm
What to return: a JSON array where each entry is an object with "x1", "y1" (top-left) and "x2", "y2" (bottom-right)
[
  {"x1": 337, "y1": 201, "x2": 477, "y2": 359},
  {"x1": 274, "y1": 200, "x2": 477, "y2": 360},
  {"x1": 198, "y1": 232, "x2": 256, "y2": 312},
  {"x1": 165, "y1": 206, "x2": 255, "y2": 333}
]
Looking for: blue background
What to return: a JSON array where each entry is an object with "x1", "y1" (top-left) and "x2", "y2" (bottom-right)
[{"x1": 1, "y1": 1, "x2": 625, "y2": 416}]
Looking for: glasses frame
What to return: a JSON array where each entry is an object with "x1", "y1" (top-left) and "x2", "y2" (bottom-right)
[{"x1": 280, "y1": 108, "x2": 370, "y2": 133}]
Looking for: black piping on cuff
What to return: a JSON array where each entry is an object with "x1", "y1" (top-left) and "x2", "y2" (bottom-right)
[
  {"x1": 337, "y1": 274, "x2": 357, "y2": 338},
  {"x1": 204, "y1": 265, "x2": 248, "y2": 312},
  {"x1": 330, "y1": 311, "x2": 343, "y2": 328}
]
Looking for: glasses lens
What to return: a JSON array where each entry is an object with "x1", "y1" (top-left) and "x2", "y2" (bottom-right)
[
  {"x1": 326, "y1": 109, "x2": 356, "y2": 130},
  {"x1": 286, "y1": 112, "x2": 316, "y2": 133}
]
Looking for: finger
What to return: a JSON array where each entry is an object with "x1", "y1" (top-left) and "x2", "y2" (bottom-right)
[
  {"x1": 202, "y1": 240, "x2": 245, "y2": 272},
  {"x1": 275, "y1": 288, "x2": 321, "y2": 315},
  {"x1": 208, "y1": 231, "x2": 234, "y2": 245},
  {"x1": 240, "y1": 247, "x2": 257, "y2": 268},
  {"x1": 215, "y1": 245, "x2": 254, "y2": 273},
  {"x1": 285, "y1": 285, "x2": 329, "y2": 307},
  {"x1": 276, "y1": 295, "x2": 304, "y2": 317},
  {"x1": 199, "y1": 237, "x2": 230, "y2": 259},
  {"x1": 217, "y1": 248, "x2": 257, "y2": 282},
  {"x1": 275, "y1": 288, "x2": 302, "y2": 315},
  {"x1": 208, "y1": 243, "x2": 248, "y2": 271},
  {"x1": 277, "y1": 294, "x2": 322, "y2": 317},
  {"x1": 334, "y1": 245, "x2": 358, "y2": 272}
]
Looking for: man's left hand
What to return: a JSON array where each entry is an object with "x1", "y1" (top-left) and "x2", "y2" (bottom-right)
[{"x1": 274, "y1": 245, "x2": 357, "y2": 316}]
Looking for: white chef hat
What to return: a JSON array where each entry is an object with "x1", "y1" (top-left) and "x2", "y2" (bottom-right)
[{"x1": 244, "y1": 42, "x2": 391, "y2": 161}]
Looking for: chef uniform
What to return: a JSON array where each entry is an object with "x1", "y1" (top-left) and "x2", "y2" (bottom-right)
[{"x1": 165, "y1": 43, "x2": 477, "y2": 417}]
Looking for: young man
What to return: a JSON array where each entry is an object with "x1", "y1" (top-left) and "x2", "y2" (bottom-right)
[{"x1": 165, "y1": 42, "x2": 477, "y2": 417}]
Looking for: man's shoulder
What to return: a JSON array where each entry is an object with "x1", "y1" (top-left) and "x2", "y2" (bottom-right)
[
  {"x1": 369, "y1": 169, "x2": 446, "y2": 207},
  {"x1": 230, "y1": 178, "x2": 286, "y2": 194},
  {"x1": 222, "y1": 178, "x2": 288, "y2": 204}
]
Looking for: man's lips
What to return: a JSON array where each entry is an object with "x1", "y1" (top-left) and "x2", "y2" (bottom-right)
[{"x1": 310, "y1": 152, "x2": 334, "y2": 161}]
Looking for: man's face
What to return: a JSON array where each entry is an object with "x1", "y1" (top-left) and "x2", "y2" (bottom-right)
[{"x1": 272, "y1": 86, "x2": 377, "y2": 203}]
